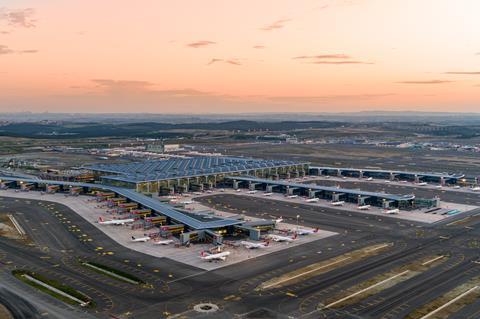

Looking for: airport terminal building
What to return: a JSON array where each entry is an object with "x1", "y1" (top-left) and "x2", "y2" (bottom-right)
[{"x1": 84, "y1": 156, "x2": 308, "y2": 194}]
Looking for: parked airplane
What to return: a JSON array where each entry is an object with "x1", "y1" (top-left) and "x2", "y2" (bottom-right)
[
  {"x1": 331, "y1": 201, "x2": 345, "y2": 206},
  {"x1": 385, "y1": 208, "x2": 400, "y2": 214},
  {"x1": 357, "y1": 205, "x2": 371, "y2": 210},
  {"x1": 273, "y1": 216, "x2": 283, "y2": 223},
  {"x1": 200, "y1": 251, "x2": 231, "y2": 261},
  {"x1": 267, "y1": 234, "x2": 297, "y2": 242},
  {"x1": 153, "y1": 239, "x2": 174, "y2": 245},
  {"x1": 180, "y1": 200, "x2": 194, "y2": 204},
  {"x1": 240, "y1": 241, "x2": 269, "y2": 249},
  {"x1": 263, "y1": 192, "x2": 273, "y2": 196},
  {"x1": 247, "y1": 190, "x2": 258, "y2": 194},
  {"x1": 295, "y1": 228, "x2": 319, "y2": 235},
  {"x1": 131, "y1": 235, "x2": 150, "y2": 242},
  {"x1": 471, "y1": 187, "x2": 480, "y2": 192},
  {"x1": 453, "y1": 185, "x2": 461, "y2": 189},
  {"x1": 435, "y1": 185, "x2": 443, "y2": 189},
  {"x1": 98, "y1": 216, "x2": 134, "y2": 225},
  {"x1": 305, "y1": 198, "x2": 319, "y2": 203},
  {"x1": 366, "y1": 177, "x2": 373, "y2": 181},
  {"x1": 416, "y1": 182, "x2": 428, "y2": 186},
  {"x1": 287, "y1": 195, "x2": 298, "y2": 198}
]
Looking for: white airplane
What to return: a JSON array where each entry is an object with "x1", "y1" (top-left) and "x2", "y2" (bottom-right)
[
  {"x1": 240, "y1": 241, "x2": 269, "y2": 249},
  {"x1": 305, "y1": 198, "x2": 319, "y2": 203},
  {"x1": 331, "y1": 201, "x2": 345, "y2": 206},
  {"x1": 435, "y1": 185, "x2": 443, "y2": 189},
  {"x1": 247, "y1": 190, "x2": 257, "y2": 194},
  {"x1": 98, "y1": 216, "x2": 134, "y2": 225},
  {"x1": 366, "y1": 177, "x2": 373, "y2": 181},
  {"x1": 471, "y1": 187, "x2": 480, "y2": 192},
  {"x1": 385, "y1": 180, "x2": 391, "y2": 183},
  {"x1": 180, "y1": 200, "x2": 194, "y2": 204},
  {"x1": 200, "y1": 251, "x2": 231, "y2": 261},
  {"x1": 357, "y1": 205, "x2": 371, "y2": 210},
  {"x1": 287, "y1": 195, "x2": 299, "y2": 198},
  {"x1": 236, "y1": 189, "x2": 242, "y2": 192},
  {"x1": 263, "y1": 192, "x2": 273, "y2": 196},
  {"x1": 131, "y1": 235, "x2": 150, "y2": 242},
  {"x1": 453, "y1": 185, "x2": 461, "y2": 189},
  {"x1": 273, "y1": 216, "x2": 283, "y2": 223},
  {"x1": 267, "y1": 234, "x2": 297, "y2": 242},
  {"x1": 153, "y1": 239, "x2": 174, "y2": 245},
  {"x1": 295, "y1": 228, "x2": 319, "y2": 235},
  {"x1": 416, "y1": 182, "x2": 428, "y2": 186},
  {"x1": 385, "y1": 208, "x2": 400, "y2": 214}
]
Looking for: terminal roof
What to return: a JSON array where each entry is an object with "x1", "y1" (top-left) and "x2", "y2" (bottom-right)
[
  {"x1": 0, "y1": 176, "x2": 242, "y2": 229},
  {"x1": 85, "y1": 157, "x2": 305, "y2": 183}
]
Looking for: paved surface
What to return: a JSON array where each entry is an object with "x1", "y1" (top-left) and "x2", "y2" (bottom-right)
[
  {"x1": 1, "y1": 188, "x2": 480, "y2": 318},
  {"x1": 0, "y1": 190, "x2": 336, "y2": 270}
]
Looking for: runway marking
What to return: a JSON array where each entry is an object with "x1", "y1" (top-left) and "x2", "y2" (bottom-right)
[
  {"x1": 322, "y1": 270, "x2": 410, "y2": 309},
  {"x1": 166, "y1": 271, "x2": 208, "y2": 283},
  {"x1": 421, "y1": 255, "x2": 445, "y2": 266},
  {"x1": 260, "y1": 257, "x2": 351, "y2": 290},
  {"x1": 419, "y1": 286, "x2": 479, "y2": 319}
]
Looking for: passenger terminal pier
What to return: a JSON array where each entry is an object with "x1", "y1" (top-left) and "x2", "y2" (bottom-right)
[{"x1": 226, "y1": 176, "x2": 416, "y2": 209}]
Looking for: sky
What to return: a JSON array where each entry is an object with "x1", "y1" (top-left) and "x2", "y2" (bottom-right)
[{"x1": 0, "y1": 0, "x2": 479, "y2": 113}]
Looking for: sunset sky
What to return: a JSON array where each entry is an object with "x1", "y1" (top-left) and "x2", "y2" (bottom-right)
[{"x1": 1, "y1": 0, "x2": 479, "y2": 113}]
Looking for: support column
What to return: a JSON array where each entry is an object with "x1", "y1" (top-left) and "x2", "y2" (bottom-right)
[
  {"x1": 359, "y1": 171, "x2": 364, "y2": 178},
  {"x1": 233, "y1": 180, "x2": 239, "y2": 189},
  {"x1": 337, "y1": 169, "x2": 342, "y2": 177},
  {"x1": 308, "y1": 189, "x2": 316, "y2": 198},
  {"x1": 440, "y1": 177, "x2": 445, "y2": 186},
  {"x1": 382, "y1": 199, "x2": 390, "y2": 209},
  {"x1": 414, "y1": 175, "x2": 420, "y2": 183},
  {"x1": 390, "y1": 172, "x2": 395, "y2": 181},
  {"x1": 266, "y1": 185, "x2": 273, "y2": 192}
]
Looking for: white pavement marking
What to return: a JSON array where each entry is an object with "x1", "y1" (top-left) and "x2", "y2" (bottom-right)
[
  {"x1": 323, "y1": 270, "x2": 410, "y2": 309},
  {"x1": 7, "y1": 214, "x2": 25, "y2": 236},
  {"x1": 22, "y1": 274, "x2": 89, "y2": 307},
  {"x1": 421, "y1": 255, "x2": 445, "y2": 266},
  {"x1": 419, "y1": 286, "x2": 479, "y2": 319},
  {"x1": 261, "y1": 257, "x2": 351, "y2": 290}
]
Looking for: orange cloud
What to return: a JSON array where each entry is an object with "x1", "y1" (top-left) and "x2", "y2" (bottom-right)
[
  {"x1": 0, "y1": 8, "x2": 36, "y2": 28},
  {"x1": 186, "y1": 40, "x2": 216, "y2": 48},
  {"x1": 260, "y1": 18, "x2": 290, "y2": 31},
  {"x1": 397, "y1": 80, "x2": 453, "y2": 84}
]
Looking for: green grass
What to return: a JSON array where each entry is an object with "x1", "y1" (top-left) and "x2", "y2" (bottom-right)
[
  {"x1": 12, "y1": 270, "x2": 94, "y2": 307},
  {"x1": 80, "y1": 261, "x2": 145, "y2": 284}
]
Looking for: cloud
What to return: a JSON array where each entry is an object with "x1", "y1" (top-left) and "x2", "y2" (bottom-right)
[
  {"x1": 260, "y1": 18, "x2": 290, "y2": 31},
  {"x1": 207, "y1": 58, "x2": 223, "y2": 65},
  {"x1": 225, "y1": 59, "x2": 241, "y2": 65},
  {"x1": 91, "y1": 79, "x2": 212, "y2": 97},
  {"x1": 293, "y1": 54, "x2": 351, "y2": 59},
  {"x1": 253, "y1": 45, "x2": 265, "y2": 49},
  {"x1": 207, "y1": 58, "x2": 242, "y2": 66},
  {"x1": 396, "y1": 80, "x2": 453, "y2": 84},
  {"x1": 0, "y1": 44, "x2": 13, "y2": 54},
  {"x1": 186, "y1": 40, "x2": 216, "y2": 48},
  {"x1": 445, "y1": 71, "x2": 480, "y2": 75},
  {"x1": 0, "y1": 44, "x2": 37, "y2": 55},
  {"x1": 268, "y1": 93, "x2": 395, "y2": 103},
  {"x1": 293, "y1": 54, "x2": 372, "y2": 65},
  {"x1": 0, "y1": 8, "x2": 36, "y2": 28}
]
